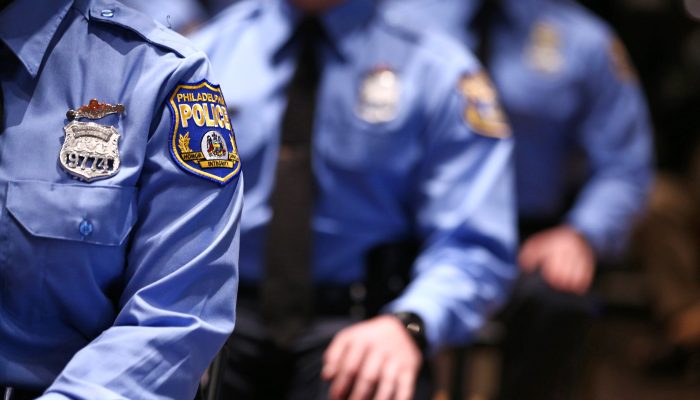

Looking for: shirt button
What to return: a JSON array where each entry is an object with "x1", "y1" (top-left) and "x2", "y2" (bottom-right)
[
  {"x1": 79, "y1": 220, "x2": 94, "y2": 237},
  {"x1": 100, "y1": 9, "x2": 114, "y2": 18}
]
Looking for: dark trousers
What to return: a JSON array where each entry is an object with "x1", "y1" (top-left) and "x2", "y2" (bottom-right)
[
  {"x1": 222, "y1": 297, "x2": 433, "y2": 399},
  {"x1": 497, "y1": 267, "x2": 596, "y2": 400},
  {"x1": 495, "y1": 217, "x2": 598, "y2": 400}
]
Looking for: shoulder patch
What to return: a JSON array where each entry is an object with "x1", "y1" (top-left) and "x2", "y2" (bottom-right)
[
  {"x1": 168, "y1": 80, "x2": 241, "y2": 185},
  {"x1": 459, "y1": 71, "x2": 511, "y2": 139},
  {"x1": 608, "y1": 37, "x2": 637, "y2": 82}
]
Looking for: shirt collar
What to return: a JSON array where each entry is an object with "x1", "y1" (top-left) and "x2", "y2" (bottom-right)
[
  {"x1": 262, "y1": 0, "x2": 375, "y2": 62},
  {"x1": 0, "y1": 0, "x2": 74, "y2": 77}
]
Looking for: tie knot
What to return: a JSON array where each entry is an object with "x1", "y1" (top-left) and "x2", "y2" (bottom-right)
[
  {"x1": 291, "y1": 17, "x2": 328, "y2": 59},
  {"x1": 288, "y1": 16, "x2": 325, "y2": 86},
  {"x1": 295, "y1": 17, "x2": 324, "y2": 43},
  {"x1": 473, "y1": 0, "x2": 502, "y2": 26},
  {"x1": 472, "y1": 0, "x2": 503, "y2": 66}
]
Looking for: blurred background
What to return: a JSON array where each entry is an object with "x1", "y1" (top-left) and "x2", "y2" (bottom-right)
[
  {"x1": 582, "y1": 0, "x2": 700, "y2": 176},
  {"x1": 562, "y1": 2, "x2": 700, "y2": 398},
  {"x1": 442, "y1": 1, "x2": 700, "y2": 399},
  {"x1": 125, "y1": 0, "x2": 700, "y2": 398}
]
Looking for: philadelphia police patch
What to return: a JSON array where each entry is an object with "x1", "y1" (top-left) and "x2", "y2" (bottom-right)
[
  {"x1": 168, "y1": 80, "x2": 240, "y2": 185},
  {"x1": 459, "y1": 71, "x2": 511, "y2": 139}
]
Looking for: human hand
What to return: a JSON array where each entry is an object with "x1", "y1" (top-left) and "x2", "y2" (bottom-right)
[
  {"x1": 322, "y1": 315, "x2": 422, "y2": 400},
  {"x1": 518, "y1": 225, "x2": 595, "y2": 294}
]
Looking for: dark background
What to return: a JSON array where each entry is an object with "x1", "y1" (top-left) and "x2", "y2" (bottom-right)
[{"x1": 581, "y1": 0, "x2": 700, "y2": 176}]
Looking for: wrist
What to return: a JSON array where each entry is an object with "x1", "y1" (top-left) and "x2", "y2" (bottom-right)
[{"x1": 392, "y1": 311, "x2": 427, "y2": 353}]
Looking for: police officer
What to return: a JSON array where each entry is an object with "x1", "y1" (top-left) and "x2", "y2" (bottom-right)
[
  {"x1": 382, "y1": 0, "x2": 653, "y2": 398},
  {"x1": 192, "y1": 0, "x2": 518, "y2": 398},
  {"x1": 0, "y1": 0, "x2": 243, "y2": 399}
]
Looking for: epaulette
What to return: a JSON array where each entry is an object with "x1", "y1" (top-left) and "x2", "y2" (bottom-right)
[{"x1": 75, "y1": 0, "x2": 199, "y2": 59}]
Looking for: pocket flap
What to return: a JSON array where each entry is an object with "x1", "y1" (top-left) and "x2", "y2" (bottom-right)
[{"x1": 6, "y1": 181, "x2": 137, "y2": 246}]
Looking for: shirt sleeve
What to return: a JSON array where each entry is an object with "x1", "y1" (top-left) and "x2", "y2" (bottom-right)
[
  {"x1": 384, "y1": 68, "x2": 518, "y2": 352},
  {"x1": 39, "y1": 55, "x2": 243, "y2": 400},
  {"x1": 565, "y1": 34, "x2": 653, "y2": 260}
]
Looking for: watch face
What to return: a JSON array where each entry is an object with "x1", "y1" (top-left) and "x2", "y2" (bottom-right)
[
  {"x1": 393, "y1": 312, "x2": 427, "y2": 351},
  {"x1": 406, "y1": 321, "x2": 421, "y2": 334}
]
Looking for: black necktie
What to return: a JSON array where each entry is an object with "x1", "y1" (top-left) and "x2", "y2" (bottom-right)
[
  {"x1": 472, "y1": 0, "x2": 501, "y2": 67},
  {"x1": 261, "y1": 18, "x2": 324, "y2": 347}
]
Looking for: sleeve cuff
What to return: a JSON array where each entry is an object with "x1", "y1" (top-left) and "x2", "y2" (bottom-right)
[{"x1": 383, "y1": 294, "x2": 465, "y2": 356}]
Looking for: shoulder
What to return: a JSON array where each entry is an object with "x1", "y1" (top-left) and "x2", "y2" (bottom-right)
[
  {"x1": 373, "y1": 14, "x2": 509, "y2": 138},
  {"x1": 376, "y1": 12, "x2": 481, "y2": 81},
  {"x1": 73, "y1": 0, "x2": 203, "y2": 59},
  {"x1": 541, "y1": 0, "x2": 638, "y2": 83},
  {"x1": 67, "y1": 0, "x2": 219, "y2": 100},
  {"x1": 189, "y1": 0, "x2": 261, "y2": 49},
  {"x1": 543, "y1": 0, "x2": 616, "y2": 54},
  {"x1": 373, "y1": 12, "x2": 484, "y2": 120}
]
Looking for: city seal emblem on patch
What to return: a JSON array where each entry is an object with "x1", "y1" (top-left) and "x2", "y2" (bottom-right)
[
  {"x1": 168, "y1": 80, "x2": 240, "y2": 185},
  {"x1": 61, "y1": 99, "x2": 125, "y2": 182},
  {"x1": 459, "y1": 71, "x2": 511, "y2": 139},
  {"x1": 356, "y1": 67, "x2": 401, "y2": 124}
]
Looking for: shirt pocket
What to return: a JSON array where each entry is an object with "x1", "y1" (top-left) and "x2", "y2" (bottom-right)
[
  {"x1": 6, "y1": 180, "x2": 136, "y2": 246},
  {"x1": 1, "y1": 180, "x2": 137, "y2": 323}
]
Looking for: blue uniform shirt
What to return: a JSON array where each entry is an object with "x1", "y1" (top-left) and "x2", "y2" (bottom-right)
[
  {"x1": 383, "y1": 0, "x2": 653, "y2": 258},
  {"x1": 0, "y1": 0, "x2": 243, "y2": 398},
  {"x1": 120, "y1": 0, "x2": 207, "y2": 33},
  {"x1": 192, "y1": 0, "x2": 517, "y2": 350}
]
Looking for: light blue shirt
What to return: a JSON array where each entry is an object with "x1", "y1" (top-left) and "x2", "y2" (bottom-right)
[
  {"x1": 119, "y1": 0, "x2": 207, "y2": 33},
  {"x1": 0, "y1": 0, "x2": 243, "y2": 398},
  {"x1": 383, "y1": 0, "x2": 654, "y2": 258},
  {"x1": 192, "y1": 0, "x2": 517, "y2": 350}
]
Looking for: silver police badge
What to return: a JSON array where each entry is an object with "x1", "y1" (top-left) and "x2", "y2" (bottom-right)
[
  {"x1": 60, "y1": 121, "x2": 121, "y2": 182},
  {"x1": 61, "y1": 99, "x2": 124, "y2": 182},
  {"x1": 526, "y1": 22, "x2": 565, "y2": 74},
  {"x1": 356, "y1": 67, "x2": 401, "y2": 123}
]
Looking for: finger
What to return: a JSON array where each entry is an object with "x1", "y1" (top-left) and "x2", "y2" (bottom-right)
[
  {"x1": 373, "y1": 361, "x2": 400, "y2": 400},
  {"x1": 518, "y1": 241, "x2": 541, "y2": 272},
  {"x1": 564, "y1": 250, "x2": 592, "y2": 294},
  {"x1": 562, "y1": 266, "x2": 580, "y2": 294},
  {"x1": 567, "y1": 258, "x2": 587, "y2": 294},
  {"x1": 329, "y1": 342, "x2": 370, "y2": 400},
  {"x1": 542, "y1": 252, "x2": 569, "y2": 292},
  {"x1": 573, "y1": 259, "x2": 594, "y2": 294},
  {"x1": 551, "y1": 248, "x2": 577, "y2": 293},
  {"x1": 394, "y1": 367, "x2": 418, "y2": 400},
  {"x1": 348, "y1": 351, "x2": 385, "y2": 400},
  {"x1": 323, "y1": 333, "x2": 350, "y2": 380}
]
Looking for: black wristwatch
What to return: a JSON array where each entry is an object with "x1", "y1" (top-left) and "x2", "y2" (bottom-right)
[{"x1": 392, "y1": 311, "x2": 427, "y2": 353}]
